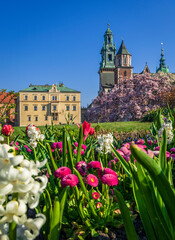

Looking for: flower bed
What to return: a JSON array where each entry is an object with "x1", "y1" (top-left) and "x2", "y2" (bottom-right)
[{"x1": 0, "y1": 108, "x2": 175, "y2": 239}]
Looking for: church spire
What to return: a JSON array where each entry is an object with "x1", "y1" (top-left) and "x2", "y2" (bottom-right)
[
  {"x1": 156, "y1": 43, "x2": 169, "y2": 73},
  {"x1": 100, "y1": 25, "x2": 116, "y2": 69}
]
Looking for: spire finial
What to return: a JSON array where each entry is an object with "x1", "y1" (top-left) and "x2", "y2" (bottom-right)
[
  {"x1": 107, "y1": 23, "x2": 110, "y2": 28},
  {"x1": 146, "y1": 61, "x2": 147, "y2": 65}
]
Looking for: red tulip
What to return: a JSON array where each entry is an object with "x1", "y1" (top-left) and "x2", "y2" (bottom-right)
[
  {"x1": 89, "y1": 127, "x2": 95, "y2": 135},
  {"x1": 2, "y1": 125, "x2": 14, "y2": 136},
  {"x1": 82, "y1": 121, "x2": 91, "y2": 141}
]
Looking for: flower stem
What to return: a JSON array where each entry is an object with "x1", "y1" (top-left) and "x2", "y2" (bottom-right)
[
  {"x1": 7, "y1": 136, "x2": 9, "y2": 145},
  {"x1": 9, "y1": 221, "x2": 17, "y2": 240},
  {"x1": 33, "y1": 148, "x2": 37, "y2": 162}
]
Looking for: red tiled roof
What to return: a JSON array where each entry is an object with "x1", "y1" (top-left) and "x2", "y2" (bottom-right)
[{"x1": 0, "y1": 92, "x2": 16, "y2": 104}]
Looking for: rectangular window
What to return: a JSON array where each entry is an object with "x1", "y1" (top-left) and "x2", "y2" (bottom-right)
[
  {"x1": 53, "y1": 115, "x2": 57, "y2": 120},
  {"x1": 108, "y1": 54, "x2": 112, "y2": 61},
  {"x1": 34, "y1": 95, "x2": 37, "y2": 100},
  {"x1": 25, "y1": 95, "x2": 28, "y2": 100},
  {"x1": 66, "y1": 106, "x2": 70, "y2": 111},
  {"x1": 73, "y1": 96, "x2": 76, "y2": 101},
  {"x1": 42, "y1": 106, "x2": 45, "y2": 111},
  {"x1": 28, "y1": 116, "x2": 31, "y2": 121},
  {"x1": 53, "y1": 105, "x2": 56, "y2": 111},
  {"x1": 124, "y1": 56, "x2": 126, "y2": 64},
  {"x1": 66, "y1": 96, "x2": 69, "y2": 101},
  {"x1": 24, "y1": 106, "x2": 28, "y2": 111},
  {"x1": 35, "y1": 116, "x2": 38, "y2": 121},
  {"x1": 55, "y1": 96, "x2": 57, "y2": 100},
  {"x1": 42, "y1": 96, "x2": 45, "y2": 100},
  {"x1": 45, "y1": 116, "x2": 47, "y2": 121},
  {"x1": 34, "y1": 106, "x2": 37, "y2": 111},
  {"x1": 73, "y1": 106, "x2": 76, "y2": 111}
]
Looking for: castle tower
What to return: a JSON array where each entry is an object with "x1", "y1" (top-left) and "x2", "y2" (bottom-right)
[
  {"x1": 156, "y1": 43, "x2": 169, "y2": 73},
  {"x1": 98, "y1": 25, "x2": 117, "y2": 93},
  {"x1": 114, "y1": 40, "x2": 133, "y2": 85}
]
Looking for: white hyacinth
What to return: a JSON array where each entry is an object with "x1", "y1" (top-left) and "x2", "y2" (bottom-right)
[
  {"x1": 158, "y1": 122, "x2": 174, "y2": 144},
  {"x1": 0, "y1": 144, "x2": 47, "y2": 240},
  {"x1": 96, "y1": 133, "x2": 113, "y2": 154},
  {"x1": 0, "y1": 136, "x2": 4, "y2": 142},
  {"x1": 26, "y1": 124, "x2": 45, "y2": 148}
]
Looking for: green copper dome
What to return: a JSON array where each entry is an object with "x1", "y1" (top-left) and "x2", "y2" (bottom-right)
[
  {"x1": 156, "y1": 45, "x2": 169, "y2": 73},
  {"x1": 104, "y1": 24, "x2": 112, "y2": 35}
]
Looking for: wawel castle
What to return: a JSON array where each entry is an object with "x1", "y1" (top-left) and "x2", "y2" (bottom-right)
[
  {"x1": 15, "y1": 83, "x2": 81, "y2": 126},
  {"x1": 98, "y1": 25, "x2": 171, "y2": 94},
  {"x1": 7, "y1": 25, "x2": 173, "y2": 126}
]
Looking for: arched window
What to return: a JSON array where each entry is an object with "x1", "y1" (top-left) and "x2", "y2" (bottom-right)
[
  {"x1": 124, "y1": 71, "x2": 127, "y2": 77},
  {"x1": 108, "y1": 37, "x2": 111, "y2": 43}
]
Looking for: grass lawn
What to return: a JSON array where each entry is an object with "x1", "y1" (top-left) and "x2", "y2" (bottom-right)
[
  {"x1": 12, "y1": 121, "x2": 152, "y2": 139},
  {"x1": 92, "y1": 121, "x2": 152, "y2": 132}
]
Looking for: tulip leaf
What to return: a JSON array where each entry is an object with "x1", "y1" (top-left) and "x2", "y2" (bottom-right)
[
  {"x1": 159, "y1": 129, "x2": 167, "y2": 175},
  {"x1": 74, "y1": 168, "x2": 97, "y2": 218},
  {"x1": 132, "y1": 162, "x2": 172, "y2": 239},
  {"x1": 66, "y1": 132, "x2": 74, "y2": 172},
  {"x1": 46, "y1": 143, "x2": 58, "y2": 172},
  {"x1": 130, "y1": 143, "x2": 175, "y2": 228},
  {"x1": 62, "y1": 128, "x2": 67, "y2": 166},
  {"x1": 167, "y1": 103, "x2": 174, "y2": 127},
  {"x1": 76, "y1": 126, "x2": 83, "y2": 164},
  {"x1": 111, "y1": 144, "x2": 130, "y2": 178},
  {"x1": 114, "y1": 189, "x2": 139, "y2": 240}
]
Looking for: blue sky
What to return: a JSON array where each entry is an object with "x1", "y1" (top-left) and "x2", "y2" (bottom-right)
[{"x1": 0, "y1": 0, "x2": 175, "y2": 106}]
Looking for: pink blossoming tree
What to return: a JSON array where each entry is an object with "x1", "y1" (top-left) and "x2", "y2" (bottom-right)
[{"x1": 87, "y1": 73, "x2": 172, "y2": 122}]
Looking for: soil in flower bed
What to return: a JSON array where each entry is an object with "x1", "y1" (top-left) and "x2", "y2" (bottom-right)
[
  {"x1": 93, "y1": 215, "x2": 147, "y2": 240},
  {"x1": 29, "y1": 208, "x2": 146, "y2": 240}
]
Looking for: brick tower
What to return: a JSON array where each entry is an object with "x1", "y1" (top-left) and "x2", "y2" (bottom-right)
[{"x1": 114, "y1": 40, "x2": 133, "y2": 86}]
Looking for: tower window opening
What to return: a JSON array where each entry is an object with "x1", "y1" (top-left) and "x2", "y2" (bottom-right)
[
  {"x1": 108, "y1": 54, "x2": 112, "y2": 61},
  {"x1": 108, "y1": 37, "x2": 111, "y2": 43},
  {"x1": 118, "y1": 59, "x2": 121, "y2": 65},
  {"x1": 124, "y1": 57, "x2": 127, "y2": 64},
  {"x1": 124, "y1": 71, "x2": 127, "y2": 77}
]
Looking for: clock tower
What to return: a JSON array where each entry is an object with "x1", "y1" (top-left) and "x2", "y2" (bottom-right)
[{"x1": 99, "y1": 25, "x2": 117, "y2": 93}]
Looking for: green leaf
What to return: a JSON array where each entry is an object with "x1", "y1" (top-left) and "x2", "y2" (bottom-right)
[
  {"x1": 130, "y1": 143, "x2": 175, "y2": 228},
  {"x1": 62, "y1": 128, "x2": 67, "y2": 166},
  {"x1": 159, "y1": 129, "x2": 167, "y2": 175},
  {"x1": 76, "y1": 126, "x2": 83, "y2": 164},
  {"x1": 48, "y1": 187, "x2": 69, "y2": 240},
  {"x1": 46, "y1": 143, "x2": 58, "y2": 172},
  {"x1": 114, "y1": 189, "x2": 138, "y2": 240},
  {"x1": 74, "y1": 169, "x2": 97, "y2": 218},
  {"x1": 131, "y1": 162, "x2": 172, "y2": 240},
  {"x1": 111, "y1": 144, "x2": 130, "y2": 178},
  {"x1": 156, "y1": 109, "x2": 162, "y2": 131},
  {"x1": 167, "y1": 103, "x2": 174, "y2": 127},
  {"x1": 132, "y1": 177, "x2": 157, "y2": 240},
  {"x1": 66, "y1": 132, "x2": 74, "y2": 172},
  {"x1": 48, "y1": 197, "x2": 60, "y2": 240}
]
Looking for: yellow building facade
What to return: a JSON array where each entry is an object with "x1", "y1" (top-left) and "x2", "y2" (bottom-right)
[{"x1": 15, "y1": 84, "x2": 81, "y2": 126}]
